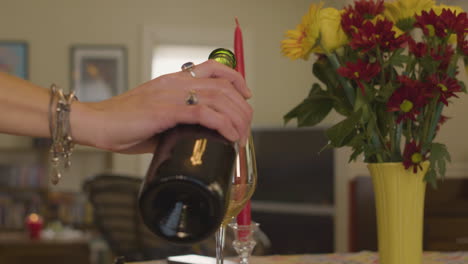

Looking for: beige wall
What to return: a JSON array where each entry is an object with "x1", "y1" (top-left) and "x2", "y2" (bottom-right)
[{"x1": 0, "y1": 0, "x2": 318, "y2": 125}]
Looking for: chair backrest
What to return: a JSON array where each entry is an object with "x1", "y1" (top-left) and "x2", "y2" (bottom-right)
[{"x1": 83, "y1": 174, "x2": 194, "y2": 261}]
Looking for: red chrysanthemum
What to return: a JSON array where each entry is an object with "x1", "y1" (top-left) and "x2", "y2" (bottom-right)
[
  {"x1": 354, "y1": 0, "x2": 384, "y2": 18},
  {"x1": 341, "y1": 9, "x2": 365, "y2": 36},
  {"x1": 341, "y1": 0, "x2": 384, "y2": 36},
  {"x1": 408, "y1": 38, "x2": 428, "y2": 58},
  {"x1": 439, "y1": 9, "x2": 468, "y2": 37},
  {"x1": 429, "y1": 44, "x2": 455, "y2": 71},
  {"x1": 387, "y1": 76, "x2": 430, "y2": 123},
  {"x1": 415, "y1": 9, "x2": 448, "y2": 38},
  {"x1": 349, "y1": 19, "x2": 408, "y2": 52},
  {"x1": 428, "y1": 74, "x2": 462, "y2": 106},
  {"x1": 457, "y1": 34, "x2": 468, "y2": 56},
  {"x1": 337, "y1": 59, "x2": 381, "y2": 95},
  {"x1": 403, "y1": 140, "x2": 426, "y2": 173}
]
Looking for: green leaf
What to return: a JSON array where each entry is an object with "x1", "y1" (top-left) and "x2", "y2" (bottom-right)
[
  {"x1": 425, "y1": 143, "x2": 451, "y2": 185},
  {"x1": 347, "y1": 133, "x2": 366, "y2": 162},
  {"x1": 376, "y1": 103, "x2": 391, "y2": 137},
  {"x1": 297, "y1": 97, "x2": 334, "y2": 127},
  {"x1": 284, "y1": 84, "x2": 334, "y2": 126},
  {"x1": 325, "y1": 109, "x2": 362, "y2": 147},
  {"x1": 377, "y1": 81, "x2": 396, "y2": 102},
  {"x1": 308, "y1": 83, "x2": 323, "y2": 97},
  {"x1": 396, "y1": 17, "x2": 416, "y2": 32},
  {"x1": 333, "y1": 99, "x2": 353, "y2": 117},
  {"x1": 459, "y1": 81, "x2": 467, "y2": 93},
  {"x1": 313, "y1": 59, "x2": 339, "y2": 89},
  {"x1": 313, "y1": 54, "x2": 355, "y2": 117},
  {"x1": 420, "y1": 56, "x2": 439, "y2": 74},
  {"x1": 424, "y1": 170, "x2": 438, "y2": 188},
  {"x1": 284, "y1": 101, "x2": 304, "y2": 125},
  {"x1": 313, "y1": 58, "x2": 353, "y2": 113},
  {"x1": 387, "y1": 49, "x2": 410, "y2": 68}
]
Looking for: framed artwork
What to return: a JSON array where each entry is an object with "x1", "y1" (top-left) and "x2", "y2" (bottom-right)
[
  {"x1": 71, "y1": 45, "x2": 127, "y2": 102},
  {"x1": 0, "y1": 41, "x2": 28, "y2": 79}
]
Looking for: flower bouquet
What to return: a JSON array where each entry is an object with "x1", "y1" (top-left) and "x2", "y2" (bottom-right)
[{"x1": 281, "y1": 0, "x2": 468, "y2": 186}]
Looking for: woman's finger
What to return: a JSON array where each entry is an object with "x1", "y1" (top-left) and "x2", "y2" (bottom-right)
[
  {"x1": 174, "y1": 104, "x2": 240, "y2": 143},
  {"x1": 197, "y1": 88, "x2": 250, "y2": 144},
  {"x1": 182, "y1": 60, "x2": 252, "y2": 99},
  {"x1": 179, "y1": 77, "x2": 253, "y2": 122}
]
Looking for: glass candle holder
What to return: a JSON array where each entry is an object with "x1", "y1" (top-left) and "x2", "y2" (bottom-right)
[{"x1": 228, "y1": 222, "x2": 259, "y2": 264}]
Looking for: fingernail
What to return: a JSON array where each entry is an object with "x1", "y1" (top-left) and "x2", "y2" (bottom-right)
[{"x1": 246, "y1": 88, "x2": 252, "y2": 98}]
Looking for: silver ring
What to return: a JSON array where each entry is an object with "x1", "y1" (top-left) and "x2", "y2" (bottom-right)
[
  {"x1": 186, "y1": 89, "x2": 198, "y2": 105},
  {"x1": 181, "y1": 62, "x2": 196, "y2": 78}
]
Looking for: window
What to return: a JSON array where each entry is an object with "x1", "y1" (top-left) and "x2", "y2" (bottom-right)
[{"x1": 152, "y1": 44, "x2": 218, "y2": 78}]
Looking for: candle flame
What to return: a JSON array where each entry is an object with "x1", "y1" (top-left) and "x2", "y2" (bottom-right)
[{"x1": 28, "y1": 213, "x2": 39, "y2": 222}]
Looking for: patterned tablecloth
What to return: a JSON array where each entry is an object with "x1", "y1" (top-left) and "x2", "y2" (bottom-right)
[{"x1": 133, "y1": 251, "x2": 468, "y2": 264}]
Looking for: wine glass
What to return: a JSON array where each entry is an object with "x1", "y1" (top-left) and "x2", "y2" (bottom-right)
[{"x1": 215, "y1": 135, "x2": 257, "y2": 264}]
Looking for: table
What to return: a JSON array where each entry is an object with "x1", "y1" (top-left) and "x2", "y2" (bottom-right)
[
  {"x1": 0, "y1": 231, "x2": 91, "y2": 264},
  {"x1": 131, "y1": 251, "x2": 468, "y2": 264}
]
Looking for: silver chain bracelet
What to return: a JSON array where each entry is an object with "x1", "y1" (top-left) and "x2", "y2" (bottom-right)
[{"x1": 48, "y1": 84, "x2": 77, "y2": 185}]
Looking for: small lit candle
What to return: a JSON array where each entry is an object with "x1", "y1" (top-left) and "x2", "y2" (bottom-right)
[{"x1": 26, "y1": 213, "x2": 43, "y2": 240}]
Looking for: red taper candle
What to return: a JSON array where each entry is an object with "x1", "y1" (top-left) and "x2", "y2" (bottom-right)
[
  {"x1": 234, "y1": 17, "x2": 245, "y2": 78},
  {"x1": 234, "y1": 17, "x2": 251, "y2": 227}
]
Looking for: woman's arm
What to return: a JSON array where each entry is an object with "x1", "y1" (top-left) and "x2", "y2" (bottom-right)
[
  {"x1": 0, "y1": 59, "x2": 253, "y2": 154},
  {"x1": 0, "y1": 72, "x2": 51, "y2": 138}
]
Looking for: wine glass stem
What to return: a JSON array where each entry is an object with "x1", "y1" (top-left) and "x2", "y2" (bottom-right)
[{"x1": 215, "y1": 225, "x2": 226, "y2": 264}]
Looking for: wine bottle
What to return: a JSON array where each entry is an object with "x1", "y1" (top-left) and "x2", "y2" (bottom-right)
[{"x1": 138, "y1": 48, "x2": 237, "y2": 244}]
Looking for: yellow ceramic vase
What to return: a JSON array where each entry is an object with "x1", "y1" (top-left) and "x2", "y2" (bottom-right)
[{"x1": 367, "y1": 162, "x2": 429, "y2": 264}]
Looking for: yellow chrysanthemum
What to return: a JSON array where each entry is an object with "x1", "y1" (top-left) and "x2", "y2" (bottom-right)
[
  {"x1": 384, "y1": 0, "x2": 435, "y2": 31},
  {"x1": 281, "y1": 2, "x2": 323, "y2": 60},
  {"x1": 317, "y1": 8, "x2": 349, "y2": 53}
]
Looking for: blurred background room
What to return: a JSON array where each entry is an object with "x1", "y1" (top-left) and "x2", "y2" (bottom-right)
[{"x1": 0, "y1": 0, "x2": 467, "y2": 263}]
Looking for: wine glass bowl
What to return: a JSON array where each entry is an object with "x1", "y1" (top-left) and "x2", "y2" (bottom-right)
[{"x1": 216, "y1": 136, "x2": 258, "y2": 264}]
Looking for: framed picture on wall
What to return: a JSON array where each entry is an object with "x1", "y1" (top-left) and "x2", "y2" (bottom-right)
[
  {"x1": 71, "y1": 45, "x2": 127, "y2": 102},
  {"x1": 0, "y1": 41, "x2": 28, "y2": 79}
]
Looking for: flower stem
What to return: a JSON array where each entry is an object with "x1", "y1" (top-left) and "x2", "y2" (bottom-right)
[
  {"x1": 421, "y1": 96, "x2": 441, "y2": 152},
  {"x1": 376, "y1": 47, "x2": 386, "y2": 88},
  {"x1": 395, "y1": 122, "x2": 402, "y2": 159},
  {"x1": 423, "y1": 102, "x2": 444, "y2": 152},
  {"x1": 326, "y1": 53, "x2": 356, "y2": 106}
]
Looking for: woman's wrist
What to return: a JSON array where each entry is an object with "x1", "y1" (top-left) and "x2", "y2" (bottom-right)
[{"x1": 69, "y1": 101, "x2": 104, "y2": 149}]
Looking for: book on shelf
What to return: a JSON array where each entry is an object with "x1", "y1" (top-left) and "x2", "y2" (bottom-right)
[
  {"x1": 0, "y1": 192, "x2": 43, "y2": 229},
  {"x1": 47, "y1": 191, "x2": 94, "y2": 228},
  {"x1": 0, "y1": 164, "x2": 47, "y2": 189}
]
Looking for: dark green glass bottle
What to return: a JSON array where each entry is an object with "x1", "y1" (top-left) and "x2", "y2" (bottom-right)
[
  {"x1": 138, "y1": 49, "x2": 237, "y2": 244},
  {"x1": 209, "y1": 48, "x2": 236, "y2": 68}
]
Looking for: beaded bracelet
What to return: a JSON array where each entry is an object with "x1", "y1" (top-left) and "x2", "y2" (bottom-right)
[{"x1": 48, "y1": 84, "x2": 77, "y2": 185}]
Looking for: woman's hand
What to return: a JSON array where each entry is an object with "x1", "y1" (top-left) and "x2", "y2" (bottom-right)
[{"x1": 71, "y1": 60, "x2": 253, "y2": 154}]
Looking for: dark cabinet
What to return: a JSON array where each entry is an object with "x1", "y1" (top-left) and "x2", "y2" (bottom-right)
[{"x1": 251, "y1": 127, "x2": 334, "y2": 254}]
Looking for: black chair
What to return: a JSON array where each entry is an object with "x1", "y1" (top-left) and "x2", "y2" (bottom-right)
[
  {"x1": 83, "y1": 174, "x2": 271, "y2": 261},
  {"x1": 83, "y1": 174, "x2": 197, "y2": 261}
]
